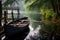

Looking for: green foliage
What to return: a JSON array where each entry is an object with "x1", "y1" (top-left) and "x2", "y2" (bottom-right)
[
  {"x1": 23, "y1": 0, "x2": 42, "y2": 29},
  {"x1": 24, "y1": 0, "x2": 60, "y2": 32},
  {"x1": 24, "y1": 0, "x2": 52, "y2": 10},
  {"x1": 23, "y1": 0, "x2": 53, "y2": 29}
]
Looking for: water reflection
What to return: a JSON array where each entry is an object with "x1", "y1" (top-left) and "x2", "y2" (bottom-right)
[{"x1": 25, "y1": 25, "x2": 41, "y2": 40}]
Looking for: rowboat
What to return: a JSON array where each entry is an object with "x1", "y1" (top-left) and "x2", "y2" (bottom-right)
[{"x1": 4, "y1": 17, "x2": 30, "y2": 40}]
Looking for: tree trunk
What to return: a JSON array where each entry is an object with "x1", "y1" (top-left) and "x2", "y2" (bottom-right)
[
  {"x1": 0, "y1": 1, "x2": 2, "y2": 40},
  {"x1": 0, "y1": 1, "x2": 2, "y2": 26}
]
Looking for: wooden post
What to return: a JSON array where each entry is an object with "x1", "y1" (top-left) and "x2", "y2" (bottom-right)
[
  {"x1": 11, "y1": 10, "x2": 14, "y2": 21},
  {"x1": 4, "y1": 11, "x2": 7, "y2": 26},
  {"x1": 17, "y1": 9, "x2": 20, "y2": 19}
]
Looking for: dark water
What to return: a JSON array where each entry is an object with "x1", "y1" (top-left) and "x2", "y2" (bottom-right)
[{"x1": 25, "y1": 26, "x2": 60, "y2": 40}]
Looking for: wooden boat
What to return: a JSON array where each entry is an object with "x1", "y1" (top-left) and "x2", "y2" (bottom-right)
[{"x1": 4, "y1": 17, "x2": 30, "y2": 40}]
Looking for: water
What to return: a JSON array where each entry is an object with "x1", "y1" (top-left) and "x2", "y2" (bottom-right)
[{"x1": 24, "y1": 25, "x2": 41, "y2": 40}]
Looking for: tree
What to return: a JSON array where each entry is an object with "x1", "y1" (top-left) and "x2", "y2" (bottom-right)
[
  {"x1": 23, "y1": 0, "x2": 60, "y2": 34},
  {"x1": 0, "y1": 1, "x2": 2, "y2": 26}
]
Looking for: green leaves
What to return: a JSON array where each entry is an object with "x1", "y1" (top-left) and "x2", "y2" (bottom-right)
[{"x1": 23, "y1": 0, "x2": 60, "y2": 31}]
